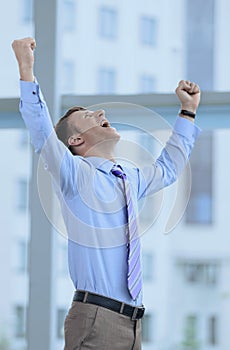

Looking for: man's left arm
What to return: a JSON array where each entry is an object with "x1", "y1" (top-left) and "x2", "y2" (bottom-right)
[{"x1": 137, "y1": 80, "x2": 201, "y2": 199}]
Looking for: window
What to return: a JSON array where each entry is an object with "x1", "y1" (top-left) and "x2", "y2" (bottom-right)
[
  {"x1": 183, "y1": 262, "x2": 218, "y2": 285},
  {"x1": 142, "y1": 252, "x2": 154, "y2": 281},
  {"x1": 183, "y1": 315, "x2": 199, "y2": 347},
  {"x1": 205, "y1": 264, "x2": 218, "y2": 285},
  {"x1": 98, "y1": 68, "x2": 116, "y2": 94},
  {"x1": 140, "y1": 16, "x2": 157, "y2": 46},
  {"x1": 208, "y1": 315, "x2": 218, "y2": 345},
  {"x1": 16, "y1": 240, "x2": 27, "y2": 273},
  {"x1": 57, "y1": 241, "x2": 68, "y2": 276},
  {"x1": 62, "y1": 61, "x2": 75, "y2": 92},
  {"x1": 99, "y1": 7, "x2": 117, "y2": 39},
  {"x1": 17, "y1": 178, "x2": 28, "y2": 211},
  {"x1": 0, "y1": 335, "x2": 10, "y2": 349},
  {"x1": 63, "y1": 0, "x2": 76, "y2": 31},
  {"x1": 184, "y1": 263, "x2": 203, "y2": 283},
  {"x1": 139, "y1": 75, "x2": 156, "y2": 93},
  {"x1": 22, "y1": 0, "x2": 33, "y2": 23},
  {"x1": 57, "y1": 309, "x2": 67, "y2": 339},
  {"x1": 142, "y1": 313, "x2": 154, "y2": 343},
  {"x1": 14, "y1": 305, "x2": 26, "y2": 338},
  {"x1": 186, "y1": 132, "x2": 213, "y2": 224}
]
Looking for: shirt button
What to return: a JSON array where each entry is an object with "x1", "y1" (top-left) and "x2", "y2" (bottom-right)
[{"x1": 32, "y1": 91, "x2": 36, "y2": 95}]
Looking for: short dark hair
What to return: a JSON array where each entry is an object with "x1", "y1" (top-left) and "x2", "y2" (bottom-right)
[{"x1": 54, "y1": 106, "x2": 87, "y2": 152}]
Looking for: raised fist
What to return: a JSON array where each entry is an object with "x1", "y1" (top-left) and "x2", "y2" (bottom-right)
[{"x1": 12, "y1": 37, "x2": 36, "y2": 81}]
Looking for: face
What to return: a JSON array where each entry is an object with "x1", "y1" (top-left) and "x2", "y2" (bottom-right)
[{"x1": 68, "y1": 109, "x2": 120, "y2": 147}]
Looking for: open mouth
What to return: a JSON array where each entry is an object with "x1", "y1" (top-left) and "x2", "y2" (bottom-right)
[{"x1": 100, "y1": 120, "x2": 110, "y2": 128}]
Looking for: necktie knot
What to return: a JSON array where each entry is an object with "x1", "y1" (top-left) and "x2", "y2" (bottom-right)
[{"x1": 111, "y1": 164, "x2": 127, "y2": 180}]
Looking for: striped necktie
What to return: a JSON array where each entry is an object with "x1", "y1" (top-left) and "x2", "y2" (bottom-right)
[{"x1": 111, "y1": 164, "x2": 142, "y2": 300}]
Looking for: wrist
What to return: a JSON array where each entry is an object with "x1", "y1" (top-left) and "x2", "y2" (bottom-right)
[
  {"x1": 179, "y1": 109, "x2": 196, "y2": 118},
  {"x1": 19, "y1": 67, "x2": 34, "y2": 82},
  {"x1": 180, "y1": 105, "x2": 197, "y2": 114},
  {"x1": 19, "y1": 65, "x2": 34, "y2": 81},
  {"x1": 179, "y1": 109, "x2": 196, "y2": 123}
]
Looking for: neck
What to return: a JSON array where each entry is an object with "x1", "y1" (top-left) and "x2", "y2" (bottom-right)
[
  {"x1": 84, "y1": 151, "x2": 116, "y2": 162},
  {"x1": 75, "y1": 137, "x2": 120, "y2": 162},
  {"x1": 83, "y1": 143, "x2": 116, "y2": 163}
]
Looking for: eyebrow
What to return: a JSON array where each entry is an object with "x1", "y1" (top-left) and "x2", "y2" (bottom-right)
[{"x1": 84, "y1": 111, "x2": 93, "y2": 117}]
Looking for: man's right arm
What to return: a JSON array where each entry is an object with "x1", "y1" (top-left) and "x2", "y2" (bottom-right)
[
  {"x1": 12, "y1": 38, "x2": 79, "y2": 196},
  {"x1": 12, "y1": 37, "x2": 54, "y2": 153}
]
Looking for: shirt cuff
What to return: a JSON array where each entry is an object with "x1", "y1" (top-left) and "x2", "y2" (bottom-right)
[
  {"x1": 20, "y1": 79, "x2": 45, "y2": 104},
  {"x1": 173, "y1": 116, "x2": 201, "y2": 140}
]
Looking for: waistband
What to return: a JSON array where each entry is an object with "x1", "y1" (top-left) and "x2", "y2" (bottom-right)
[{"x1": 73, "y1": 290, "x2": 145, "y2": 320}]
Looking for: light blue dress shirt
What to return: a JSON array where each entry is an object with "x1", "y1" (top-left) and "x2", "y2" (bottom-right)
[{"x1": 19, "y1": 80, "x2": 201, "y2": 306}]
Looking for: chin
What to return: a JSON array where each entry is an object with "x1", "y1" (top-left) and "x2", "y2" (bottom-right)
[
  {"x1": 112, "y1": 132, "x2": 121, "y2": 142},
  {"x1": 111, "y1": 128, "x2": 120, "y2": 139}
]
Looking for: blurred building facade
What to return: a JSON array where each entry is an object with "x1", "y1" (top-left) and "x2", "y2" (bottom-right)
[
  {"x1": 1, "y1": 0, "x2": 230, "y2": 98},
  {"x1": 1, "y1": 1, "x2": 230, "y2": 350}
]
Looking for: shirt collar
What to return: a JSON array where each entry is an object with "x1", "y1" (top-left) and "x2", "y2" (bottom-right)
[{"x1": 84, "y1": 156, "x2": 116, "y2": 174}]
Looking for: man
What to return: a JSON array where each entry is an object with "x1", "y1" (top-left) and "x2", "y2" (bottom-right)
[{"x1": 12, "y1": 37, "x2": 201, "y2": 350}]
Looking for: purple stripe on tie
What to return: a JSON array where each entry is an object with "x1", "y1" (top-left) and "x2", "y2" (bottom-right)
[
  {"x1": 130, "y1": 274, "x2": 142, "y2": 298},
  {"x1": 129, "y1": 237, "x2": 139, "y2": 252},
  {"x1": 128, "y1": 220, "x2": 138, "y2": 240},
  {"x1": 128, "y1": 263, "x2": 141, "y2": 288},
  {"x1": 128, "y1": 239, "x2": 140, "y2": 261},
  {"x1": 128, "y1": 256, "x2": 141, "y2": 280}
]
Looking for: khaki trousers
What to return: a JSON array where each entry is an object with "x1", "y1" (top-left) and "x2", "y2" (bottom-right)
[{"x1": 64, "y1": 301, "x2": 142, "y2": 350}]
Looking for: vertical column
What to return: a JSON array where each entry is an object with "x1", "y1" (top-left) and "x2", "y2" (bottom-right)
[
  {"x1": 186, "y1": 0, "x2": 215, "y2": 90},
  {"x1": 27, "y1": 0, "x2": 61, "y2": 349}
]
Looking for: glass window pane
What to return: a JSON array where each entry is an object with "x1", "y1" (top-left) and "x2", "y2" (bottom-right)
[
  {"x1": 57, "y1": 309, "x2": 66, "y2": 339},
  {"x1": 14, "y1": 305, "x2": 27, "y2": 338},
  {"x1": 99, "y1": 7, "x2": 117, "y2": 39},
  {"x1": 63, "y1": 0, "x2": 76, "y2": 31},
  {"x1": 62, "y1": 61, "x2": 75, "y2": 93},
  {"x1": 183, "y1": 315, "x2": 199, "y2": 346},
  {"x1": 140, "y1": 16, "x2": 157, "y2": 46},
  {"x1": 97, "y1": 68, "x2": 116, "y2": 94},
  {"x1": 186, "y1": 132, "x2": 213, "y2": 224},
  {"x1": 208, "y1": 315, "x2": 218, "y2": 345},
  {"x1": 22, "y1": 0, "x2": 33, "y2": 23},
  {"x1": 17, "y1": 178, "x2": 28, "y2": 211}
]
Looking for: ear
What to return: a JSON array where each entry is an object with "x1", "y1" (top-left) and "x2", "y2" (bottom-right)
[{"x1": 67, "y1": 135, "x2": 84, "y2": 147}]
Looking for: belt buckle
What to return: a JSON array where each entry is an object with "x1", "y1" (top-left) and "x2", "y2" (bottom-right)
[{"x1": 131, "y1": 307, "x2": 139, "y2": 321}]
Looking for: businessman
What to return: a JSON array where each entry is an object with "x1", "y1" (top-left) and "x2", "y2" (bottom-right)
[{"x1": 12, "y1": 37, "x2": 201, "y2": 350}]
